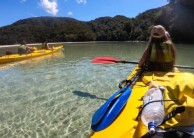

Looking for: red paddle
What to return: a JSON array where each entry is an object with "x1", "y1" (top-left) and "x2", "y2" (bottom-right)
[
  {"x1": 91, "y1": 56, "x2": 138, "y2": 64},
  {"x1": 91, "y1": 56, "x2": 194, "y2": 69}
]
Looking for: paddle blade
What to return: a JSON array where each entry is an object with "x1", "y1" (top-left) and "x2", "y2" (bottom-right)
[
  {"x1": 91, "y1": 86, "x2": 132, "y2": 131},
  {"x1": 91, "y1": 56, "x2": 138, "y2": 64},
  {"x1": 91, "y1": 86, "x2": 125, "y2": 126},
  {"x1": 91, "y1": 56, "x2": 120, "y2": 64}
]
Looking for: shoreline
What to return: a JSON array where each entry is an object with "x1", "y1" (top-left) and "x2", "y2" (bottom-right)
[{"x1": 0, "y1": 41, "x2": 146, "y2": 48}]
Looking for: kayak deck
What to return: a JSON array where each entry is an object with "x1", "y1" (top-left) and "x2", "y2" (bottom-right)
[
  {"x1": 90, "y1": 67, "x2": 181, "y2": 138},
  {"x1": 90, "y1": 67, "x2": 148, "y2": 138},
  {"x1": 0, "y1": 46, "x2": 63, "y2": 64}
]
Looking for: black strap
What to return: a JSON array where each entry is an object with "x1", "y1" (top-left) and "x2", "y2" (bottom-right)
[
  {"x1": 136, "y1": 99, "x2": 178, "y2": 120},
  {"x1": 162, "y1": 106, "x2": 185, "y2": 124},
  {"x1": 118, "y1": 68, "x2": 144, "y2": 89},
  {"x1": 118, "y1": 79, "x2": 131, "y2": 89}
]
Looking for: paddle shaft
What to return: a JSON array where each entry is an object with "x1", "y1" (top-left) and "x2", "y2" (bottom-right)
[
  {"x1": 122, "y1": 61, "x2": 194, "y2": 69},
  {"x1": 130, "y1": 69, "x2": 144, "y2": 87},
  {"x1": 174, "y1": 65, "x2": 194, "y2": 69},
  {"x1": 116, "y1": 61, "x2": 138, "y2": 64},
  {"x1": 92, "y1": 57, "x2": 194, "y2": 69}
]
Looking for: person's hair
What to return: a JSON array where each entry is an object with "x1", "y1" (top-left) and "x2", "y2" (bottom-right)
[
  {"x1": 146, "y1": 25, "x2": 176, "y2": 63},
  {"x1": 147, "y1": 25, "x2": 171, "y2": 46}
]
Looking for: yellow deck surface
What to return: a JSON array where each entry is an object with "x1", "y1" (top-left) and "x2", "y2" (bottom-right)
[{"x1": 90, "y1": 67, "x2": 183, "y2": 138}]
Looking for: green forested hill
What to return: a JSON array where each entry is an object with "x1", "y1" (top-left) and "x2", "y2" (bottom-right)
[
  {"x1": 88, "y1": 15, "x2": 132, "y2": 41},
  {"x1": 0, "y1": 0, "x2": 194, "y2": 45},
  {"x1": 0, "y1": 17, "x2": 96, "y2": 44}
]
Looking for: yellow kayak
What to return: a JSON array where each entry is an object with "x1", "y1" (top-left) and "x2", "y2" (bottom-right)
[
  {"x1": 90, "y1": 66, "x2": 194, "y2": 137},
  {"x1": 0, "y1": 46, "x2": 63, "y2": 64}
]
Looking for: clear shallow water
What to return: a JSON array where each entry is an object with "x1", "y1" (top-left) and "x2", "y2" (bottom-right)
[{"x1": 0, "y1": 42, "x2": 194, "y2": 138}]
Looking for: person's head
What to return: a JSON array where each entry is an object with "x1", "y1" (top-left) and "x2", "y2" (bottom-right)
[
  {"x1": 147, "y1": 25, "x2": 175, "y2": 62},
  {"x1": 150, "y1": 25, "x2": 171, "y2": 41},
  {"x1": 21, "y1": 41, "x2": 26, "y2": 45}
]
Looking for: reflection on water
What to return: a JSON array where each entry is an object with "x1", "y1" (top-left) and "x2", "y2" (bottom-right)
[{"x1": 0, "y1": 42, "x2": 194, "y2": 138}]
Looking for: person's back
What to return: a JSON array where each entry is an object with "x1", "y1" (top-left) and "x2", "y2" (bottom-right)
[
  {"x1": 138, "y1": 25, "x2": 176, "y2": 72},
  {"x1": 146, "y1": 39, "x2": 175, "y2": 71},
  {"x1": 42, "y1": 41, "x2": 53, "y2": 50},
  {"x1": 18, "y1": 41, "x2": 27, "y2": 55}
]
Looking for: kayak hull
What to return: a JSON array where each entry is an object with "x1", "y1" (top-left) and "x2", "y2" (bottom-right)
[{"x1": 0, "y1": 46, "x2": 63, "y2": 64}]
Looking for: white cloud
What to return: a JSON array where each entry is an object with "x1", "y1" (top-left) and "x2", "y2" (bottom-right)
[
  {"x1": 76, "y1": 0, "x2": 86, "y2": 5},
  {"x1": 39, "y1": 0, "x2": 58, "y2": 16},
  {"x1": 68, "y1": 11, "x2": 73, "y2": 16}
]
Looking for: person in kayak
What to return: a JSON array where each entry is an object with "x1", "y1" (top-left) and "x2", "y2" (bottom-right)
[
  {"x1": 18, "y1": 41, "x2": 35, "y2": 55},
  {"x1": 42, "y1": 40, "x2": 53, "y2": 50},
  {"x1": 138, "y1": 25, "x2": 176, "y2": 71}
]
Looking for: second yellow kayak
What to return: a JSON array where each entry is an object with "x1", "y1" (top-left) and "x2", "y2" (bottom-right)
[{"x1": 0, "y1": 45, "x2": 63, "y2": 64}]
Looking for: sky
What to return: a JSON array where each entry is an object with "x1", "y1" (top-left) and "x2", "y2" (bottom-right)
[{"x1": 0, "y1": 0, "x2": 168, "y2": 27}]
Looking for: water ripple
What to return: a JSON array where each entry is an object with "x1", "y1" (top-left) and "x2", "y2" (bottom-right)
[{"x1": 0, "y1": 46, "x2": 135, "y2": 138}]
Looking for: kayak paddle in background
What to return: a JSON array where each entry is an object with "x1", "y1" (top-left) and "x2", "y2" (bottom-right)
[
  {"x1": 91, "y1": 68, "x2": 144, "y2": 132},
  {"x1": 91, "y1": 56, "x2": 194, "y2": 69}
]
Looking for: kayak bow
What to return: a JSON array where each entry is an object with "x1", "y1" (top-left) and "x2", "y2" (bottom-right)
[{"x1": 91, "y1": 68, "x2": 144, "y2": 132}]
